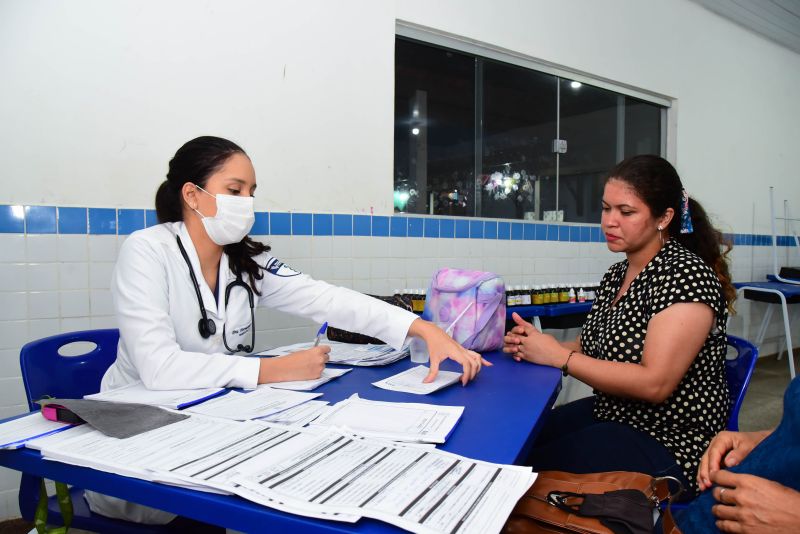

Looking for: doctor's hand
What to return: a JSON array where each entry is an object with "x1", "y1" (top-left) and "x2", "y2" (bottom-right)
[
  {"x1": 503, "y1": 312, "x2": 566, "y2": 367},
  {"x1": 697, "y1": 429, "x2": 772, "y2": 491},
  {"x1": 258, "y1": 345, "x2": 330, "y2": 384},
  {"x1": 408, "y1": 319, "x2": 491, "y2": 386},
  {"x1": 711, "y1": 470, "x2": 800, "y2": 533}
]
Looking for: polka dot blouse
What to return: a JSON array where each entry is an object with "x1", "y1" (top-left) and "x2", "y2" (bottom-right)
[{"x1": 581, "y1": 239, "x2": 729, "y2": 492}]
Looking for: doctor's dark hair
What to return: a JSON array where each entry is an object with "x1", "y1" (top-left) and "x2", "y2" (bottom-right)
[
  {"x1": 606, "y1": 155, "x2": 735, "y2": 312},
  {"x1": 155, "y1": 136, "x2": 269, "y2": 294}
]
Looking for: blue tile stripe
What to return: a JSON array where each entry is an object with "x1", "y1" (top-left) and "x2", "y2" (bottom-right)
[{"x1": 0, "y1": 204, "x2": 795, "y2": 246}]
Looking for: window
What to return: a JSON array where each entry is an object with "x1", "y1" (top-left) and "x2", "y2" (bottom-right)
[{"x1": 394, "y1": 37, "x2": 667, "y2": 222}]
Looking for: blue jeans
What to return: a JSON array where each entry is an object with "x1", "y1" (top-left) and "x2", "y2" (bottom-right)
[{"x1": 525, "y1": 396, "x2": 694, "y2": 501}]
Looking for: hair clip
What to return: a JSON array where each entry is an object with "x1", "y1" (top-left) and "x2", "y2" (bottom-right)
[{"x1": 680, "y1": 189, "x2": 694, "y2": 234}]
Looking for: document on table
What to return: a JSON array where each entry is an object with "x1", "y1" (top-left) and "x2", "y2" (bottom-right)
[
  {"x1": 257, "y1": 341, "x2": 409, "y2": 366},
  {"x1": 258, "y1": 400, "x2": 329, "y2": 426},
  {"x1": 0, "y1": 413, "x2": 73, "y2": 449},
  {"x1": 29, "y1": 416, "x2": 360, "y2": 521},
  {"x1": 372, "y1": 365, "x2": 461, "y2": 395},
  {"x1": 266, "y1": 367, "x2": 351, "y2": 391},
  {"x1": 84, "y1": 381, "x2": 226, "y2": 409},
  {"x1": 29, "y1": 413, "x2": 534, "y2": 532},
  {"x1": 184, "y1": 387, "x2": 321, "y2": 420},
  {"x1": 310, "y1": 394, "x2": 463, "y2": 443},
  {"x1": 232, "y1": 427, "x2": 536, "y2": 534}
]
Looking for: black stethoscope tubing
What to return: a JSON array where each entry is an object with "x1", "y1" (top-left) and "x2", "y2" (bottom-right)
[{"x1": 175, "y1": 235, "x2": 255, "y2": 353}]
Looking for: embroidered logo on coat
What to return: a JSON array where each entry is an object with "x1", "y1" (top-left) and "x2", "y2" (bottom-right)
[{"x1": 264, "y1": 258, "x2": 300, "y2": 277}]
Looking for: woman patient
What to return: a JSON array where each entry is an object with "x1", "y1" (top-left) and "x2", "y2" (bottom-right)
[{"x1": 504, "y1": 155, "x2": 735, "y2": 499}]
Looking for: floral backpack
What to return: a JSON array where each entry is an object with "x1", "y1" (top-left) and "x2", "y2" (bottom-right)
[{"x1": 423, "y1": 268, "x2": 506, "y2": 351}]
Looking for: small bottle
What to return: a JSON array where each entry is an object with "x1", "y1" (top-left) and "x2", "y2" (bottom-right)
[
  {"x1": 578, "y1": 287, "x2": 587, "y2": 303},
  {"x1": 412, "y1": 290, "x2": 424, "y2": 313},
  {"x1": 513, "y1": 285, "x2": 522, "y2": 307},
  {"x1": 532, "y1": 285, "x2": 544, "y2": 305},
  {"x1": 568, "y1": 287, "x2": 576, "y2": 303},
  {"x1": 549, "y1": 284, "x2": 559, "y2": 304},
  {"x1": 559, "y1": 284, "x2": 569, "y2": 304},
  {"x1": 521, "y1": 285, "x2": 532, "y2": 306},
  {"x1": 506, "y1": 287, "x2": 515, "y2": 307}
]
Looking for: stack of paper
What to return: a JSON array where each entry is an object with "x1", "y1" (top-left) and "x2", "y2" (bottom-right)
[
  {"x1": 257, "y1": 341, "x2": 409, "y2": 366},
  {"x1": 310, "y1": 394, "x2": 463, "y2": 443},
  {"x1": 27, "y1": 416, "x2": 533, "y2": 533},
  {"x1": 266, "y1": 367, "x2": 351, "y2": 391},
  {"x1": 84, "y1": 381, "x2": 226, "y2": 409},
  {"x1": 184, "y1": 387, "x2": 321, "y2": 421},
  {"x1": 372, "y1": 365, "x2": 461, "y2": 395},
  {"x1": 258, "y1": 400, "x2": 329, "y2": 427},
  {"x1": 0, "y1": 413, "x2": 73, "y2": 449}
]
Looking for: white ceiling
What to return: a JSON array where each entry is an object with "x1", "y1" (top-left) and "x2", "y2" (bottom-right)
[{"x1": 690, "y1": 0, "x2": 800, "y2": 54}]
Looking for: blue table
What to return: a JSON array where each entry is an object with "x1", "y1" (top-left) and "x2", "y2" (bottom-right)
[
  {"x1": 734, "y1": 279, "x2": 800, "y2": 379},
  {"x1": 0, "y1": 351, "x2": 561, "y2": 533}
]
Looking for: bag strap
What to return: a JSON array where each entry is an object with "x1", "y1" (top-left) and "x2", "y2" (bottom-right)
[
  {"x1": 462, "y1": 292, "x2": 503, "y2": 347},
  {"x1": 34, "y1": 479, "x2": 73, "y2": 534}
]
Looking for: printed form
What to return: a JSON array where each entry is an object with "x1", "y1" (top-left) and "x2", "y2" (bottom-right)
[
  {"x1": 372, "y1": 365, "x2": 461, "y2": 395},
  {"x1": 184, "y1": 387, "x2": 321, "y2": 420},
  {"x1": 310, "y1": 395, "x2": 463, "y2": 443}
]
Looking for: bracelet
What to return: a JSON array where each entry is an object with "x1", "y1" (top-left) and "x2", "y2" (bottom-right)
[{"x1": 561, "y1": 350, "x2": 576, "y2": 377}]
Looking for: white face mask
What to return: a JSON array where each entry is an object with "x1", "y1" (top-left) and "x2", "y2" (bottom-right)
[{"x1": 193, "y1": 186, "x2": 255, "y2": 246}]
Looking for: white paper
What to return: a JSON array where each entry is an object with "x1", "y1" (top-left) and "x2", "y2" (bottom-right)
[
  {"x1": 84, "y1": 381, "x2": 226, "y2": 409},
  {"x1": 310, "y1": 395, "x2": 463, "y2": 443},
  {"x1": 184, "y1": 387, "x2": 321, "y2": 420},
  {"x1": 258, "y1": 400, "x2": 329, "y2": 427},
  {"x1": 258, "y1": 341, "x2": 409, "y2": 366},
  {"x1": 0, "y1": 413, "x2": 73, "y2": 449},
  {"x1": 232, "y1": 428, "x2": 536, "y2": 534},
  {"x1": 266, "y1": 367, "x2": 351, "y2": 391},
  {"x1": 372, "y1": 365, "x2": 461, "y2": 395}
]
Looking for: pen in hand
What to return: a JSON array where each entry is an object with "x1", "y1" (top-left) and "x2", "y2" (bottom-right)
[{"x1": 313, "y1": 322, "x2": 328, "y2": 347}]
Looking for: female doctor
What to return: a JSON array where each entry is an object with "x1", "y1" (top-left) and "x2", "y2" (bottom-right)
[{"x1": 89, "y1": 136, "x2": 488, "y2": 526}]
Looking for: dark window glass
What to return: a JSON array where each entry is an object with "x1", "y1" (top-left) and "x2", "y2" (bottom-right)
[
  {"x1": 624, "y1": 96, "x2": 662, "y2": 156},
  {"x1": 394, "y1": 39, "x2": 475, "y2": 216},
  {"x1": 394, "y1": 38, "x2": 666, "y2": 223},
  {"x1": 480, "y1": 61, "x2": 557, "y2": 220},
  {"x1": 558, "y1": 80, "x2": 619, "y2": 224}
]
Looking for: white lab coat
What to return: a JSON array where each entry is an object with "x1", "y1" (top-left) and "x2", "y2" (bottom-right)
[{"x1": 87, "y1": 221, "x2": 418, "y2": 523}]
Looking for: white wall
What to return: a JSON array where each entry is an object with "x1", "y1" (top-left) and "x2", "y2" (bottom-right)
[{"x1": 1, "y1": 0, "x2": 799, "y2": 521}]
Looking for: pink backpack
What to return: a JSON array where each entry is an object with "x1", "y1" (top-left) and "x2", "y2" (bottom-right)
[{"x1": 423, "y1": 268, "x2": 506, "y2": 351}]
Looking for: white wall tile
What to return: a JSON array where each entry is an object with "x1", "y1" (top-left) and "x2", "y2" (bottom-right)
[
  {"x1": 25, "y1": 235, "x2": 58, "y2": 262},
  {"x1": 330, "y1": 236, "x2": 352, "y2": 259},
  {"x1": 27, "y1": 319, "x2": 60, "y2": 341},
  {"x1": 0, "y1": 236, "x2": 26, "y2": 263},
  {"x1": 331, "y1": 258, "x2": 352, "y2": 280},
  {"x1": 352, "y1": 237, "x2": 371, "y2": 259},
  {"x1": 310, "y1": 258, "x2": 334, "y2": 280},
  {"x1": 265, "y1": 235, "x2": 289, "y2": 256},
  {"x1": 90, "y1": 315, "x2": 117, "y2": 329},
  {"x1": 57, "y1": 234, "x2": 89, "y2": 262},
  {"x1": 0, "y1": 264, "x2": 26, "y2": 292},
  {"x1": 59, "y1": 262, "x2": 89, "y2": 290},
  {"x1": 352, "y1": 279, "x2": 370, "y2": 293},
  {"x1": 90, "y1": 289, "x2": 114, "y2": 316},
  {"x1": 0, "y1": 469, "x2": 20, "y2": 493},
  {"x1": 0, "y1": 293, "x2": 27, "y2": 321},
  {"x1": 88, "y1": 235, "x2": 118, "y2": 262},
  {"x1": 0, "y1": 377, "x2": 27, "y2": 407},
  {"x1": 60, "y1": 317, "x2": 91, "y2": 332},
  {"x1": 60, "y1": 290, "x2": 90, "y2": 317},
  {"x1": 28, "y1": 291, "x2": 59, "y2": 320},
  {"x1": 311, "y1": 236, "x2": 333, "y2": 259},
  {"x1": 0, "y1": 486, "x2": 21, "y2": 520},
  {"x1": 352, "y1": 260, "x2": 370, "y2": 280},
  {"x1": 26, "y1": 263, "x2": 59, "y2": 291},
  {"x1": 0, "y1": 321, "x2": 28, "y2": 351},
  {"x1": 290, "y1": 236, "x2": 312, "y2": 258},
  {"x1": 0, "y1": 349, "x2": 21, "y2": 383},
  {"x1": 89, "y1": 262, "x2": 115, "y2": 289},
  {"x1": 370, "y1": 258, "x2": 389, "y2": 279}
]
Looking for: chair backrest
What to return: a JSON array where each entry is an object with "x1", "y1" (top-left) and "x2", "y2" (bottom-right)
[
  {"x1": 20, "y1": 329, "x2": 120, "y2": 411},
  {"x1": 725, "y1": 334, "x2": 759, "y2": 432}
]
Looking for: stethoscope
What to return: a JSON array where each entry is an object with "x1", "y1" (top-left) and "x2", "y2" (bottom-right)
[{"x1": 175, "y1": 235, "x2": 255, "y2": 353}]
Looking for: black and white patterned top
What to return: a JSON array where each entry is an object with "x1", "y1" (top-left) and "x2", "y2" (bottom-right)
[{"x1": 581, "y1": 239, "x2": 729, "y2": 491}]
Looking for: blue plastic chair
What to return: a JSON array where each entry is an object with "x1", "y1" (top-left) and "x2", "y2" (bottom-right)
[
  {"x1": 664, "y1": 334, "x2": 759, "y2": 511},
  {"x1": 19, "y1": 329, "x2": 170, "y2": 534}
]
